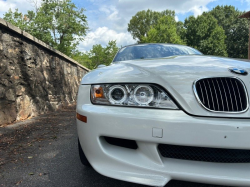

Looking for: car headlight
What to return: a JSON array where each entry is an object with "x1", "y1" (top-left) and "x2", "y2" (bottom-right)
[{"x1": 91, "y1": 84, "x2": 179, "y2": 109}]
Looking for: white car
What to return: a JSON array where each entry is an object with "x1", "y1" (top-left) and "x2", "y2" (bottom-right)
[{"x1": 76, "y1": 43, "x2": 250, "y2": 187}]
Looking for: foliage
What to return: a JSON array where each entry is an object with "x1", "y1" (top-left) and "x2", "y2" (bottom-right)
[
  {"x1": 128, "y1": 9, "x2": 175, "y2": 43},
  {"x1": 4, "y1": 9, "x2": 36, "y2": 32},
  {"x1": 141, "y1": 15, "x2": 184, "y2": 44},
  {"x1": 184, "y1": 13, "x2": 227, "y2": 56},
  {"x1": 73, "y1": 40, "x2": 119, "y2": 70},
  {"x1": 209, "y1": 5, "x2": 249, "y2": 58},
  {"x1": 3, "y1": 0, "x2": 88, "y2": 56},
  {"x1": 89, "y1": 40, "x2": 119, "y2": 69},
  {"x1": 72, "y1": 51, "x2": 92, "y2": 69},
  {"x1": 88, "y1": 44, "x2": 104, "y2": 69},
  {"x1": 103, "y1": 40, "x2": 119, "y2": 65},
  {"x1": 176, "y1": 21, "x2": 186, "y2": 42},
  {"x1": 37, "y1": 0, "x2": 88, "y2": 55}
]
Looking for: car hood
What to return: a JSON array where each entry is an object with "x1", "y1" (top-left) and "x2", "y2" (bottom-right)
[{"x1": 81, "y1": 55, "x2": 250, "y2": 118}]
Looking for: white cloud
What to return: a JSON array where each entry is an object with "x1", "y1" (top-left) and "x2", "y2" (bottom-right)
[
  {"x1": 0, "y1": 0, "x2": 41, "y2": 18},
  {"x1": 175, "y1": 15, "x2": 179, "y2": 22},
  {"x1": 189, "y1": 5, "x2": 209, "y2": 17},
  {"x1": 99, "y1": 6, "x2": 111, "y2": 14},
  {"x1": 0, "y1": 1, "x2": 16, "y2": 14},
  {"x1": 107, "y1": 6, "x2": 119, "y2": 21},
  {"x1": 78, "y1": 27, "x2": 136, "y2": 51}
]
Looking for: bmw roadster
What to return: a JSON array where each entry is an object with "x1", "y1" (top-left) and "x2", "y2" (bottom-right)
[{"x1": 77, "y1": 43, "x2": 250, "y2": 186}]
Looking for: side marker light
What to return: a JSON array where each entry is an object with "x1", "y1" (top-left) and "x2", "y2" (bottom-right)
[{"x1": 76, "y1": 113, "x2": 87, "y2": 123}]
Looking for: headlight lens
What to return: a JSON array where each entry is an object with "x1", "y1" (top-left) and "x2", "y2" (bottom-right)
[
  {"x1": 134, "y1": 85, "x2": 154, "y2": 105},
  {"x1": 108, "y1": 85, "x2": 127, "y2": 104},
  {"x1": 91, "y1": 84, "x2": 178, "y2": 109}
]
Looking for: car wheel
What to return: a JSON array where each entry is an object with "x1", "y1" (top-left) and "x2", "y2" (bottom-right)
[{"x1": 78, "y1": 139, "x2": 91, "y2": 167}]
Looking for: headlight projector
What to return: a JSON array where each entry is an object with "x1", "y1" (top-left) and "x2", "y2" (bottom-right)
[
  {"x1": 108, "y1": 85, "x2": 127, "y2": 104},
  {"x1": 134, "y1": 85, "x2": 154, "y2": 105}
]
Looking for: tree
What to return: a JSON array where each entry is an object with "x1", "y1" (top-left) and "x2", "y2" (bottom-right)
[
  {"x1": 103, "y1": 40, "x2": 119, "y2": 64},
  {"x1": 209, "y1": 5, "x2": 249, "y2": 58},
  {"x1": 89, "y1": 40, "x2": 119, "y2": 69},
  {"x1": 176, "y1": 21, "x2": 186, "y2": 42},
  {"x1": 37, "y1": 0, "x2": 88, "y2": 56},
  {"x1": 72, "y1": 40, "x2": 119, "y2": 70},
  {"x1": 4, "y1": 9, "x2": 36, "y2": 33},
  {"x1": 89, "y1": 44, "x2": 105, "y2": 69},
  {"x1": 128, "y1": 9, "x2": 175, "y2": 43},
  {"x1": 72, "y1": 51, "x2": 92, "y2": 69},
  {"x1": 141, "y1": 15, "x2": 184, "y2": 44},
  {"x1": 184, "y1": 13, "x2": 227, "y2": 56},
  {"x1": 3, "y1": 0, "x2": 88, "y2": 56}
]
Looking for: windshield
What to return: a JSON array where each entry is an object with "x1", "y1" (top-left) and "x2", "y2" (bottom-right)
[{"x1": 113, "y1": 44, "x2": 202, "y2": 62}]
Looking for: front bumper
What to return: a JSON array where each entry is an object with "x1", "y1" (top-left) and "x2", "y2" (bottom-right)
[{"x1": 77, "y1": 85, "x2": 250, "y2": 186}]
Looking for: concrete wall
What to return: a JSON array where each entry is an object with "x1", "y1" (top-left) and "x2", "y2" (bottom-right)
[{"x1": 0, "y1": 18, "x2": 89, "y2": 125}]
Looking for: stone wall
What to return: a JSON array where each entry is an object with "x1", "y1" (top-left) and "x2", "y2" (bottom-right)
[{"x1": 0, "y1": 18, "x2": 89, "y2": 125}]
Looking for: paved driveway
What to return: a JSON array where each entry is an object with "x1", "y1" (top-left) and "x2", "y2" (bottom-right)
[{"x1": 0, "y1": 106, "x2": 227, "y2": 187}]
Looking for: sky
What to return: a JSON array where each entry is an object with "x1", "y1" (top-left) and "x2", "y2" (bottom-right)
[{"x1": 0, "y1": 0, "x2": 250, "y2": 52}]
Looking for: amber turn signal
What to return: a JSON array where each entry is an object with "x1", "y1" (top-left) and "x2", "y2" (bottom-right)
[
  {"x1": 76, "y1": 113, "x2": 87, "y2": 123},
  {"x1": 94, "y1": 86, "x2": 104, "y2": 98}
]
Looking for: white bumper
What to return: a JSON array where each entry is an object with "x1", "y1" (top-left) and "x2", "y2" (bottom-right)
[{"x1": 77, "y1": 85, "x2": 250, "y2": 186}]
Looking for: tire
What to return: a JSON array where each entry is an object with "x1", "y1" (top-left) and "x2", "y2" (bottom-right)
[{"x1": 78, "y1": 139, "x2": 91, "y2": 167}]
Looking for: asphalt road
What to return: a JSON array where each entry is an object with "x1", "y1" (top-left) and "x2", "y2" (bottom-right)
[{"x1": 0, "y1": 106, "x2": 228, "y2": 187}]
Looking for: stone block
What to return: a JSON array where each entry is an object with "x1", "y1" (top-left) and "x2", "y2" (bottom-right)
[
  {"x1": 0, "y1": 102, "x2": 17, "y2": 124},
  {"x1": 16, "y1": 85, "x2": 25, "y2": 96},
  {"x1": 6, "y1": 89, "x2": 15, "y2": 101},
  {"x1": 16, "y1": 95, "x2": 32, "y2": 121},
  {"x1": 0, "y1": 86, "x2": 5, "y2": 98}
]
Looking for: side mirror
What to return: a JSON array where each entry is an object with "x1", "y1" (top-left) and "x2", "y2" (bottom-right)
[{"x1": 97, "y1": 64, "x2": 106, "y2": 69}]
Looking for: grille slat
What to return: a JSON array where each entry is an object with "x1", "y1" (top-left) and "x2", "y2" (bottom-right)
[
  {"x1": 207, "y1": 80, "x2": 215, "y2": 110},
  {"x1": 225, "y1": 79, "x2": 234, "y2": 111},
  {"x1": 203, "y1": 81, "x2": 210, "y2": 109},
  {"x1": 198, "y1": 82, "x2": 205, "y2": 104},
  {"x1": 235, "y1": 80, "x2": 243, "y2": 111},
  {"x1": 230, "y1": 79, "x2": 238, "y2": 111},
  {"x1": 211, "y1": 79, "x2": 220, "y2": 111},
  {"x1": 158, "y1": 144, "x2": 250, "y2": 163},
  {"x1": 216, "y1": 79, "x2": 224, "y2": 111},
  {"x1": 194, "y1": 77, "x2": 248, "y2": 112},
  {"x1": 220, "y1": 78, "x2": 229, "y2": 111}
]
